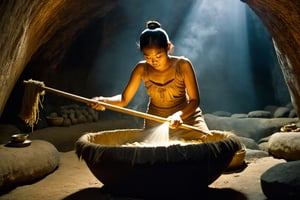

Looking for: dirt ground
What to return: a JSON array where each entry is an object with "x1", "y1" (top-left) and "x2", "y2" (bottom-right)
[{"x1": 0, "y1": 120, "x2": 286, "y2": 200}]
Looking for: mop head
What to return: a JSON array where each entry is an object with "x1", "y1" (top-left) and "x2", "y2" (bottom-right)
[{"x1": 19, "y1": 79, "x2": 46, "y2": 128}]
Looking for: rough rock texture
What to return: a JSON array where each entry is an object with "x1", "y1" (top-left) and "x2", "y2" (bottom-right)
[
  {"x1": 261, "y1": 160, "x2": 300, "y2": 200},
  {"x1": 0, "y1": 140, "x2": 59, "y2": 191},
  {"x1": 0, "y1": 0, "x2": 118, "y2": 117},
  {"x1": 242, "y1": 0, "x2": 300, "y2": 117},
  {"x1": 268, "y1": 132, "x2": 300, "y2": 161}
]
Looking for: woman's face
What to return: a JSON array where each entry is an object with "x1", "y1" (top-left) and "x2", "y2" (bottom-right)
[{"x1": 143, "y1": 46, "x2": 169, "y2": 71}]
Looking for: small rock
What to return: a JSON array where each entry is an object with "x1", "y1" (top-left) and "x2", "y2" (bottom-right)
[
  {"x1": 264, "y1": 105, "x2": 278, "y2": 117},
  {"x1": 273, "y1": 107, "x2": 290, "y2": 118},
  {"x1": 289, "y1": 109, "x2": 297, "y2": 118},
  {"x1": 248, "y1": 110, "x2": 271, "y2": 118}
]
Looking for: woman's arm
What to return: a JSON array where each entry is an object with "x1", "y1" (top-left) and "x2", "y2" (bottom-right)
[
  {"x1": 169, "y1": 58, "x2": 200, "y2": 126},
  {"x1": 181, "y1": 58, "x2": 201, "y2": 118}
]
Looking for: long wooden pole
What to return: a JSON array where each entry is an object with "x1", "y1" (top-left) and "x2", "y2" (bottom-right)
[{"x1": 40, "y1": 85, "x2": 211, "y2": 135}]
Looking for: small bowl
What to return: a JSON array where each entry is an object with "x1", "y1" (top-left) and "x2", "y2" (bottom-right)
[{"x1": 11, "y1": 134, "x2": 29, "y2": 143}]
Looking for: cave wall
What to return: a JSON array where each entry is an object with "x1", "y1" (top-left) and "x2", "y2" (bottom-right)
[
  {"x1": 0, "y1": 0, "x2": 300, "y2": 120},
  {"x1": 242, "y1": 0, "x2": 300, "y2": 117},
  {"x1": 0, "y1": 0, "x2": 118, "y2": 118}
]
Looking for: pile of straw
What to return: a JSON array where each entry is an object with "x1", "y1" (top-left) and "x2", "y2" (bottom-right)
[{"x1": 19, "y1": 79, "x2": 45, "y2": 128}]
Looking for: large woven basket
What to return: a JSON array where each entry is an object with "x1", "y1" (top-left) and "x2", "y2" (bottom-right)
[{"x1": 75, "y1": 129, "x2": 244, "y2": 197}]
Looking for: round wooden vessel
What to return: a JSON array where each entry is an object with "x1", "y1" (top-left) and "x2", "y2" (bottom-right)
[{"x1": 75, "y1": 129, "x2": 244, "y2": 197}]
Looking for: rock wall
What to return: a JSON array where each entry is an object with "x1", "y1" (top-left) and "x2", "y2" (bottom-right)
[{"x1": 242, "y1": 0, "x2": 300, "y2": 117}]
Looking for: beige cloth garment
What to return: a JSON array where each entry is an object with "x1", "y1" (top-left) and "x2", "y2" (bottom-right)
[{"x1": 141, "y1": 59, "x2": 210, "y2": 140}]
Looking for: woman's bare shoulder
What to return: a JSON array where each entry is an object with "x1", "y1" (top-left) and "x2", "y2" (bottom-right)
[
  {"x1": 171, "y1": 55, "x2": 191, "y2": 63},
  {"x1": 136, "y1": 60, "x2": 147, "y2": 66},
  {"x1": 132, "y1": 61, "x2": 147, "y2": 74},
  {"x1": 135, "y1": 61, "x2": 147, "y2": 68},
  {"x1": 171, "y1": 56, "x2": 192, "y2": 68}
]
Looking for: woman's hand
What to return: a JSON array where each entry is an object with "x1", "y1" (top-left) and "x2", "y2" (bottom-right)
[
  {"x1": 168, "y1": 111, "x2": 183, "y2": 129},
  {"x1": 89, "y1": 96, "x2": 106, "y2": 111}
]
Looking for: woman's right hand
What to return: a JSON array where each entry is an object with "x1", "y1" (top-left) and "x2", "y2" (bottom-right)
[
  {"x1": 167, "y1": 111, "x2": 183, "y2": 129},
  {"x1": 89, "y1": 96, "x2": 106, "y2": 111}
]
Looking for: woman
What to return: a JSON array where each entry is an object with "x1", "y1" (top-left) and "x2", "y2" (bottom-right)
[{"x1": 91, "y1": 20, "x2": 210, "y2": 140}]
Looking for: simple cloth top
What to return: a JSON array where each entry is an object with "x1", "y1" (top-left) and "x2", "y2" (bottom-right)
[{"x1": 142, "y1": 58, "x2": 187, "y2": 113}]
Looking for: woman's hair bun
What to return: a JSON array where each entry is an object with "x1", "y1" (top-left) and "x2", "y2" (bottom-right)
[{"x1": 147, "y1": 20, "x2": 161, "y2": 29}]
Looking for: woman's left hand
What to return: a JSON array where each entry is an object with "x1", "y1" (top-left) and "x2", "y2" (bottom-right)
[
  {"x1": 168, "y1": 111, "x2": 183, "y2": 129},
  {"x1": 88, "y1": 96, "x2": 106, "y2": 111}
]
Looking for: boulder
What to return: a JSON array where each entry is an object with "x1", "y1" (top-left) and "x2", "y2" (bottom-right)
[
  {"x1": 273, "y1": 106, "x2": 290, "y2": 118},
  {"x1": 239, "y1": 136, "x2": 260, "y2": 150},
  {"x1": 204, "y1": 114, "x2": 298, "y2": 141},
  {"x1": 0, "y1": 140, "x2": 60, "y2": 191},
  {"x1": 261, "y1": 160, "x2": 300, "y2": 200},
  {"x1": 268, "y1": 132, "x2": 300, "y2": 161}
]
